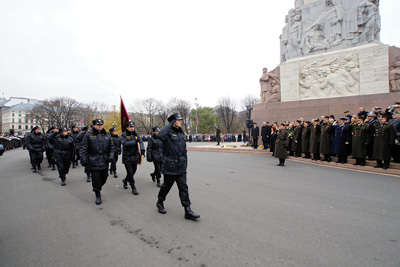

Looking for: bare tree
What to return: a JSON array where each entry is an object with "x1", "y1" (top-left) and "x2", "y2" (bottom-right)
[
  {"x1": 241, "y1": 94, "x2": 260, "y2": 119},
  {"x1": 167, "y1": 98, "x2": 191, "y2": 132},
  {"x1": 215, "y1": 97, "x2": 237, "y2": 133},
  {"x1": 156, "y1": 101, "x2": 169, "y2": 127},
  {"x1": 130, "y1": 98, "x2": 163, "y2": 134}
]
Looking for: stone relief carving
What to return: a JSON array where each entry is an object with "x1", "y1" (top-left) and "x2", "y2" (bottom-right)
[
  {"x1": 280, "y1": 0, "x2": 381, "y2": 62},
  {"x1": 390, "y1": 55, "x2": 400, "y2": 92},
  {"x1": 260, "y1": 67, "x2": 281, "y2": 103},
  {"x1": 299, "y1": 53, "x2": 360, "y2": 99}
]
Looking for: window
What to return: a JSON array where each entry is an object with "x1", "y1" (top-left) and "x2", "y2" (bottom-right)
[
  {"x1": 18, "y1": 113, "x2": 21, "y2": 117},
  {"x1": 25, "y1": 125, "x2": 28, "y2": 130},
  {"x1": 12, "y1": 119, "x2": 14, "y2": 123},
  {"x1": 18, "y1": 125, "x2": 21, "y2": 129},
  {"x1": 19, "y1": 119, "x2": 22, "y2": 123},
  {"x1": 12, "y1": 113, "x2": 15, "y2": 117}
]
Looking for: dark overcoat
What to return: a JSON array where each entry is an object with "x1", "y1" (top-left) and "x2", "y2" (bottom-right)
[
  {"x1": 275, "y1": 130, "x2": 289, "y2": 159},
  {"x1": 301, "y1": 126, "x2": 310, "y2": 153},
  {"x1": 371, "y1": 122, "x2": 395, "y2": 161},
  {"x1": 309, "y1": 124, "x2": 320, "y2": 154},
  {"x1": 319, "y1": 122, "x2": 332, "y2": 154},
  {"x1": 350, "y1": 123, "x2": 369, "y2": 158},
  {"x1": 331, "y1": 124, "x2": 349, "y2": 155},
  {"x1": 291, "y1": 126, "x2": 302, "y2": 152}
]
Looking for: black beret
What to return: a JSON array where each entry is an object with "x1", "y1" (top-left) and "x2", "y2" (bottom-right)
[
  {"x1": 125, "y1": 121, "x2": 135, "y2": 127},
  {"x1": 167, "y1": 113, "x2": 183, "y2": 122},
  {"x1": 92, "y1": 119, "x2": 104, "y2": 125}
]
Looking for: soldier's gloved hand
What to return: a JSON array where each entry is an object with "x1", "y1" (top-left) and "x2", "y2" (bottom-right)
[{"x1": 345, "y1": 142, "x2": 349, "y2": 144}]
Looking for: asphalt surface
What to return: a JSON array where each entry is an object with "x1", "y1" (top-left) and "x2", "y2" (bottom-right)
[{"x1": 1, "y1": 148, "x2": 400, "y2": 267}]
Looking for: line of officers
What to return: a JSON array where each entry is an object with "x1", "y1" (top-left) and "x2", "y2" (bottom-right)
[
  {"x1": 256, "y1": 109, "x2": 400, "y2": 170},
  {"x1": 25, "y1": 113, "x2": 200, "y2": 220}
]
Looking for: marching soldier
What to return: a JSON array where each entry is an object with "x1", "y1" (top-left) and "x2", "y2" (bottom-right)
[
  {"x1": 71, "y1": 125, "x2": 80, "y2": 168},
  {"x1": 350, "y1": 116, "x2": 369, "y2": 166},
  {"x1": 370, "y1": 114, "x2": 395, "y2": 169},
  {"x1": 309, "y1": 119, "x2": 321, "y2": 160},
  {"x1": 80, "y1": 119, "x2": 114, "y2": 205},
  {"x1": 109, "y1": 128, "x2": 121, "y2": 178},
  {"x1": 121, "y1": 121, "x2": 145, "y2": 196},
  {"x1": 26, "y1": 126, "x2": 45, "y2": 173},
  {"x1": 76, "y1": 126, "x2": 91, "y2": 182},
  {"x1": 48, "y1": 127, "x2": 75, "y2": 186},
  {"x1": 147, "y1": 126, "x2": 163, "y2": 187},
  {"x1": 331, "y1": 118, "x2": 350, "y2": 164},
  {"x1": 301, "y1": 121, "x2": 311, "y2": 158},
  {"x1": 45, "y1": 126, "x2": 58, "y2": 171},
  {"x1": 320, "y1": 116, "x2": 332, "y2": 162},
  {"x1": 155, "y1": 113, "x2": 200, "y2": 220},
  {"x1": 275, "y1": 123, "x2": 289, "y2": 167}
]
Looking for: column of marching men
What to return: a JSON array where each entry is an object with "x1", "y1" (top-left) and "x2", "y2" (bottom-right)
[{"x1": 25, "y1": 114, "x2": 200, "y2": 221}]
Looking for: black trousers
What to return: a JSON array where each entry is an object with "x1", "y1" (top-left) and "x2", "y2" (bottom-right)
[
  {"x1": 46, "y1": 149, "x2": 55, "y2": 165},
  {"x1": 262, "y1": 140, "x2": 269, "y2": 149},
  {"x1": 158, "y1": 174, "x2": 191, "y2": 207},
  {"x1": 152, "y1": 161, "x2": 162, "y2": 179},
  {"x1": 57, "y1": 159, "x2": 71, "y2": 180},
  {"x1": 30, "y1": 151, "x2": 43, "y2": 167},
  {"x1": 75, "y1": 149, "x2": 80, "y2": 163},
  {"x1": 376, "y1": 160, "x2": 390, "y2": 167},
  {"x1": 124, "y1": 163, "x2": 138, "y2": 185},
  {"x1": 91, "y1": 169, "x2": 108, "y2": 192},
  {"x1": 253, "y1": 138, "x2": 258, "y2": 149},
  {"x1": 110, "y1": 154, "x2": 119, "y2": 172}
]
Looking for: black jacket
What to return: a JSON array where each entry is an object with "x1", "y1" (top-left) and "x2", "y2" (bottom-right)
[
  {"x1": 251, "y1": 126, "x2": 260, "y2": 139},
  {"x1": 261, "y1": 125, "x2": 271, "y2": 141},
  {"x1": 71, "y1": 131, "x2": 81, "y2": 151},
  {"x1": 45, "y1": 132, "x2": 55, "y2": 151},
  {"x1": 111, "y1": 134, "x2": 121, "y2": 155},
  {"x1": 157, "y1": 121, "x2": 187, "y2": 175},
  {"x1": 147, "y1": 133, "x2": 163, "y2": 162},
  {"x1": 80, "y1": 128, "x2": 114, "y2": 170},
  {"x1": 26, "y1": 132, "x2": 45, "y2": 152},
  {"x1": 48, "y1": 132, "x2": 75, "y2": 161},
  {"x1": 121, "y1": 130, "x2": 145, "y2": 164}
]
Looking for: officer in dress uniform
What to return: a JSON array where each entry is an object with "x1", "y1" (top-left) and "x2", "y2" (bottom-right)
[
  {"x1": 275, "y1": 124, "x2": 289, "y2": 167},
  {"x1": 80, "y1": 119, "x2": 114, "y2": 205},
  {"x1": 147, "y1": 126, "x2": 163, "y2": 187},
  {"x1": 320, "y1": 116, "x2": 333, "y2": 162},
  {"x1": 109, "y1": 128, "x2": 121, "y2": 178},
  {"x1": 309, "y1": 119, "x2": 321, "y2": 160},
  {"x1": 291, "y1": 120, "x2": 302, "y2": 157},
  {"x1": 331, "y1": 118, "x2": 350, "y2": 164},
  {"x1": 121, "y1": 121, "x2": 145, "y2": 196},
  {"x1": 365, "y1": 112, "x2": 377, "y2": 160},
  {"x1": 301, "y1": 121, "x2": 311, "y2": 158},
  {"x1": 155, "y1": 113, "x2": 200, "y2": 220},
  {"x1": 350, "y1": 116, "x2": 369, "y2": 166},
  {"x1": 370, "y1": 114, "x2": 395, "y2": 169},
  {"x1": 26, "y1": 126, "x2": 45, "y2": 173},
  {"x1": 48, "y1": 127, "x2": 75, "y2": 186}
]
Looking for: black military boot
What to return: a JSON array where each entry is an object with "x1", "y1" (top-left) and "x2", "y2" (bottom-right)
[
  {"x1": 75, "y1": 160, "x2": 79, "y2": 167},
  {"x1": 72, "y1": 162, "x2": 76, "y2": 169},
  {"x1": 86, "y1": 173, "x2": 91, "y2": 182},
  {"x1": 156, "y1": 200, "x2": 166, "y2": 214},
  {"x1": 52, "y1": 164, "x2": 56, "y2": 171},
  {"x1": 184, "y1": 206, "x2": 200, "y2": 220},
  {"x1": 32, "y1": 165, "x2": 37, "y2": 173},
  {"x1": 61, "y1": 178, "x2": 66, "y2": 186},
  {"x1": 277, "y1": 159, "x2": 282, "y2": 166},
  {"x1": 281, "y1": 159, "x2": 285, "y2": 167},
  {"x1": 37, "y1": 164, "x2": 41, "y2": 170},
  {"x1": 110, "y1": 169, "x2": 113, "y2": 175},
  {"x1": 131, "y1": 184, "x2": 139, "y2": 195},
  {"x1": 122, "y1": 178, "x2": 128, "y2": 189},
  {"x1": 156, "y1": 178, "x2": 161, "y2": 187},
  {"x1": 48, "y1": 164, "x2": 52, "y2": 168},
  {"x1": 150, "y1": 173, "x2": 156, "y2": 182},
  {"x1": 113, "y1": 171, "x2": 118, "y2": 178},
  {"x1": 95, "y1": 191, "x2": 102, "y2": 205}
]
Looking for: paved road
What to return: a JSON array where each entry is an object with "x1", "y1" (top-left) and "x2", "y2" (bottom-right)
[{"x1": 1, "y1": 148, "x2": 400, "y2": 267}]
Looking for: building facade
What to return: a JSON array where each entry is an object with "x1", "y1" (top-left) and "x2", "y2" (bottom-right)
[{"x1": 1, "y1": 103, "x2": 36, "y2": 133}]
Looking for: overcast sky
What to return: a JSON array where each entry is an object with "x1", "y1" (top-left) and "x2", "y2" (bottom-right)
[{"x1": 0, "y1": 0, "x2": 399, "y2": 110}]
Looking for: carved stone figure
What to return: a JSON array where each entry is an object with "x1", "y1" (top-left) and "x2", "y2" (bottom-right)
[
  {"x1": 357, "y1": 0, "x2": 381, "y2": 43},
  {"x1": 390, "y1": 55, "x2": 400, "y2": 92},
  {"x1": 301, "y1": 24, "x2": 330, "y2": 55},
  {"x1": 260, "y1": 68, "x2": 280, "y2": 103},
  {"x1": 288, "y1": 9, "x2": 302, "y2": 59},
  {"x1": 313, "y1": 0, "x2": 344, "y2": 47},
  {"x1": 281, "y1": 15, "x2": 290, "y2": 62}
]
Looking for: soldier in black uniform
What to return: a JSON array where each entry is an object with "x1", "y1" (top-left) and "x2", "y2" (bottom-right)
[
  {"x1": 370, "y1": 114, "x2": 395, "y2": 169},
  {"x1": 309, "y1": 119, "x2": 320, "y2": 160},
  {"x1": 45, "y1": 126, "x2": 58, "y2": 171},
  {"x1": 350, "y1": 116, "x2": 369, "y2": 166},
  {"x1": 365, "y1": 113, "x2": 377, "y2": 160},
  {"x1": 26, "y1": 126, "x2": 45, "y2": 173},
  {"x1": 147, "y1": 126, "x2": 163, "y2": 187},
  {"x1": 301, "y1": 121, "x2": 311, "y2": 158},
  {"x1": 70, "y1": 125, "x2": 80, "y2": 168},
  {"x1": 291, "y1": 120, "x2": 302, "y2": 157},
  {"x1": 76, "y1": 126, "x2": 91, "y2": 182},
  {"x1": 80, "y1": 119, "x2": 114, "y2": 205},
  {"x1": 155, "y1": 113, "x2": 200, "y2": 220},
  {"x1": 251, "y1": 122, "x2": 259, "y2": 149},
  {"x1": 320, "y1": 116, "x2": 332, "y2": 162},
  {"x1": 109, "y1": 128, "x2": 121, "y2": 178},
  {"x1": 261, "y1": 122, "x2": 271, "y2": 149},
  {"x1": 216, "y1": 125, "x2": 221, "y2": 146},
  {"x1": 121, "y1": 121, "x2": 145, "y2": 196},
  {"x1": 48, "y1": 127, "x2": 75, "y2": 186}
]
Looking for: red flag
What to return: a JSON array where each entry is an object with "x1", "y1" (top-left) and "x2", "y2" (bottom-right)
[
  {"x1": 196, "y1": 111, "x2": 199, "y2": 127},
  {"x1": 120, "y1": 96, "x2": 130, "y2": 132}
]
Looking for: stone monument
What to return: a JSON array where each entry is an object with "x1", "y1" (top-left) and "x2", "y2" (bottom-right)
[{"x1": 252, "y1": 0, "x2": 400, "y2": 124}]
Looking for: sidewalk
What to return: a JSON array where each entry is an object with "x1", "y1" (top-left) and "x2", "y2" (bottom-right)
[{"x1": 187, "y1": 142, "x2": 400, "y2": 176}]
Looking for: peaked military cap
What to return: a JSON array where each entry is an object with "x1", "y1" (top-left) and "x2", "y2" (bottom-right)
[
  {"x1": 125, "y1": 121, "x2": 135, "y2": 127},
  {"x1": 367, "y1": 112, "x2": 376, "y2": 117},
  {"x1": 71, "y1": 125, "x2": 77, "y2": 129},
  {"x1": 109, "y1": 127, "x2": 117, "y2": 133},
  {"x1": 92, "y1": 119, "x2": 104, "y2": 125},
  {"x1": 59, "y1": 127, "x2": 68, "y2": 132},
  {"x1": 152, "y1": 126, "x2": 160, "y2": 132},
  {"x1": 81, "y1": 126, "x2": 89, "y2": 131},
  {"x1": 31, "y1": 126, "x2": 39, "y2": 132},
  {"x1": 167, "y1": 113, "x2": 183, "y2": 122}
]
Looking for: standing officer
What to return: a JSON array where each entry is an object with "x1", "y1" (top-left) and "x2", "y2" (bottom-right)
[
  {"x1": 121, "y1": 121, "x2": 145, "y2": 196},
  {"x1": 80, "y1": 119, "x2": 114, "y2": 205},
  {"x1": 26, "y1": 126, "x2": 45, "y2": 173},
  {"x1": 216, "y1": 125, "x2": 221, "y2": 146},
  {"x1": 291, "y1": 120, "x2": 302, "y2": 157},
  {"x1": 109, "y1": 128, "x2": 121, "y2": 178},
  {"x1": 147, "y1": 126, "x2": 163, "y2": 187},
  {"x1": 370, "y1": 114, "x2": 395, "y2": 169},
  {"x1": 309, "y1": 119, "x2": 321, "y2": 160},
  {"x1": 301, "y1": 121, "x2": 311, "y2": 158},
  {"x1": 350, "y1": 116, "x2": 369, "y2": 166},
  {"x1": 331, "y1": 118, "x2": 350, "y2": 164},
  {"x1": 275, "y1": 124, "x2": 289, "y2": 166},
  {"x1": 45, "y1": 126, "x2": 58, "y2": 171},
  {"x1": 155, "y1": 113, "x2": 200, "y2": 220},
  {"x1": 261, "y1": 122, "x2": 271, "y2": 149},
  {"x1": 48, "y1": 127, "x2": 75, "y2": 186},
  {"x1": 320, "y1": 116, "x2": 333, "y2": 162},
  {"x1": 251, "y1": 122, "x2": 260, "y2": 149}
]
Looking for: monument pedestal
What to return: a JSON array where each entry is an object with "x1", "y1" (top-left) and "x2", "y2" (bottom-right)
[{"x1": 252, "y1": 91, "x2": 400, "y2": 124}]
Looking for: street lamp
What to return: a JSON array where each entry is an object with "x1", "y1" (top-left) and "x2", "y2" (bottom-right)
[{"x1": 195, "y1": 98, "x2": 198, "y2": 135}]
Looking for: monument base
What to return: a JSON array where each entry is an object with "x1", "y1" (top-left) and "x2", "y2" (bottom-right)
[{"x1": 252, "y1": 92, "x2": 400, "y2": 124}]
